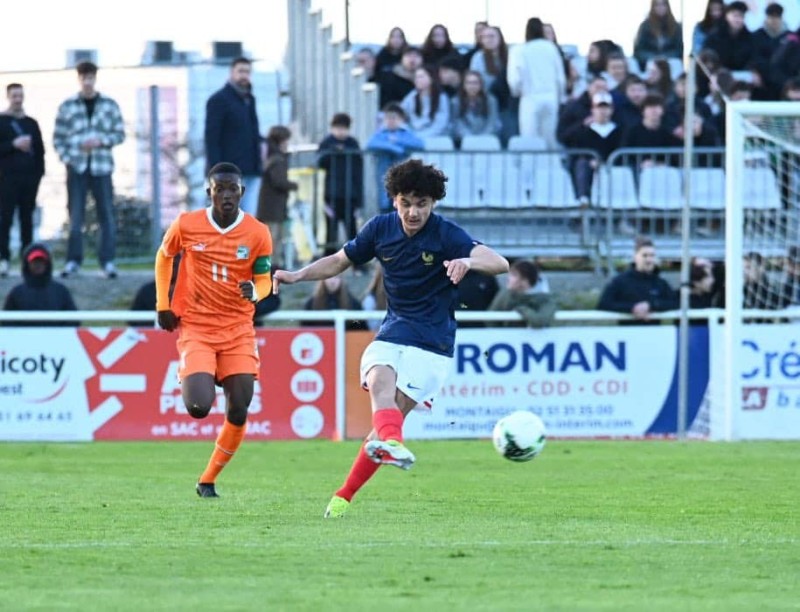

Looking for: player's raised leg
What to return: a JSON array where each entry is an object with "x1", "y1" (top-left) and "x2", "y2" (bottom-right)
[
  {"x1": 362, "y1": 364, "x2": 416, "y2": 469},
  {"x1": 324, "y1": 384, "x2": 417, "y2": 518},
  {"x1": 196, "y1": 374, "x2": 253, "y2": 498}
]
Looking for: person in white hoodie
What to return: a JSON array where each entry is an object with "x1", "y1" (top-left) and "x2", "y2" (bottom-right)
[{"x1": 506, "y1": 17, "x2": 566, "y2": 149}]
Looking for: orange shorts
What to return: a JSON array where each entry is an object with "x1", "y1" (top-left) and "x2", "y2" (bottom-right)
[{"x1": 176, "y1": 322, "x2": 259, "y2": 382}]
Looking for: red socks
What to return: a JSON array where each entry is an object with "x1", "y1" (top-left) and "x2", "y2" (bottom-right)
[
  {"x1": 334, "y1": 408, "x2": 405, "y2": 502},
  {"x1": 335, "y1": 446, "x2": 380, "y2": 502},
  {"x1": 372, "y1": 408, "x2": 403, "y2": 442}
]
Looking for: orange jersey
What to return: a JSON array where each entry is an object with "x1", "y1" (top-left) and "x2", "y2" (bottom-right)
[{"x1": 160, "y1": 208, "x2": 272, "y2": 331}]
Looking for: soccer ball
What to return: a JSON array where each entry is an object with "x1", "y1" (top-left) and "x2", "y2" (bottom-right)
[{"x1": 492, "y1": 411, "x2": 546, "y2": 462}]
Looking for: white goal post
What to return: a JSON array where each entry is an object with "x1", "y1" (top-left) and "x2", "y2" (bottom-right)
[{"x1": 724, "y1": 101, "x2": 800, "y2": 440}]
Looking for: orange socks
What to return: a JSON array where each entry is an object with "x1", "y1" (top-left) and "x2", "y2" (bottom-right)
[
  {"x1": 373, "y1": 408, "x2": 404, "y2": 442},
  {"x1": 199, "y1": 421, "x2": 247, "y2": 484}
]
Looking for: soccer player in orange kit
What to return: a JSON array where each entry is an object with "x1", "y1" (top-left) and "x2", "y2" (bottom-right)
[{"x1": 155, "y1": 162, "x2": 273, "y2": 498}]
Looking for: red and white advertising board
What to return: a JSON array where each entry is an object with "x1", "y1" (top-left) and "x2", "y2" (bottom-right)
[{"x1": 0, "y1": 328, "x2": 336, "y2": 441}]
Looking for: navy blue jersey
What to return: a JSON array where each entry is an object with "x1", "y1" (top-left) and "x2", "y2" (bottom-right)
[{"x1": 344, "y1": 212, "x2": 479, "y2": 356}]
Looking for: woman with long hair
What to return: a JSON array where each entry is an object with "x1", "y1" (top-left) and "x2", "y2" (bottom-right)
[
  {"x1": 375, "y1": 27, "x2": 407, "y2": 75},
  {"x1": 399, "y1": 65, "x2": 451, "y2": 138},
  {"x1": 692, "y1": 0, "x2": 725, "y2": 53},
  {"x1": 645, "y1": 57, "x2": 674, "y2": 100},
  {"x1": 422, "y1": 24, "x2": 456, "y2": 67},
  {"x1": 469, "y1": 25, "x2": 508, "y2": 95},
  {"x1": 450, "y1": 70, "x2": 501, "y2": 145},
  {"x1": 633, "y1": 0, "x2": 684, "y2": 71}
]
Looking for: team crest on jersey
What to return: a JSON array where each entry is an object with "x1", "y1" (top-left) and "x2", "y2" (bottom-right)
[
  {"x1": 421, "y1": 251, "x2": 435, "y2": 265},
  {"x1": 236, "y1": 246, "x2": 250, "y2": 260}
]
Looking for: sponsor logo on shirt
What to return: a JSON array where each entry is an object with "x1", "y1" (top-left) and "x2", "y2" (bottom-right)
[{"x1": 191, "y1": 243, "x2": 206, "y2": 252}]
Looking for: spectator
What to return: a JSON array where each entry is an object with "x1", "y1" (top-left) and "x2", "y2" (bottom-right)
[
  {"x1": 53, "y1": 61, "x2": 125, "y2": 279},
  {"x1": 664, "y1": 73, "x2": 714, "y2": 132},
  {"x1": 695, "y1": 47, "x2": 722, "y2": 98},
  {"x1": 462, "y1": 21, "x2": 489, "y2": 68},
  {"x1": 770, "y1": 29, "x2": 800, "y2": 94},
  {"x1": 507, "y1": 17, "x2": 567, "y2": 150},
  {"x1": 612, "y1": 75, "x2": 648, "y2": 132},
  {"x1": 355, "y1": 47, "x2": 377, "y2": 82},
  {"x1": 633, "y1": 0, "x2": 684, "y2": 72},
  {"x1": 671, "y1": 112, "x2": 721, "y2": 151},
  {"x1": 375, "y1": 46, "x2": 423, "y2": 108},
  {"x1": 400, "y1": 66, "x2": 451, "y2": 139},
  {"x1": 561, "y1": 91, "x2": 623, "y2": 206},
  {"x1": 621, "y1": 94, "x2": 679, "y2": 167},
  {"x1": 469, "y1": 26, "x2": 515, "y2": 141},
  {"x1": 450, "y1": 71, "x2": 501, "y2": 146},
  {"x1": 257, "y1": 126, "x2": 298, "y2": 269},
  {"x1": 604, "y1": 52, "x2": 631, "y2": 92},
  {"x1": 488, "y1": 259, "x2": 556, "y2": 328},
  {"x1": 644, "y1": 58, "x2": 675, "y2": 101},
  {"x1": 304, "y1": 273, "x2": 365, "y2": 331},
  {"x1": 469, "y1": 26, "x2": 508, "y2": 98},
  {"x1": 2, "y1": 243, "x2": 77, "y2": 326},
  {"x1": 557, "y1": 75, "x2": 609, "y2": 146},
  {"x1": 0, "y1": 83, "x2": 45, "y2": 278},
  {"x1": 365, "y1": 103, "x2": 424, "y2": 213},
  {"x1": 438, "y1": 54, "x2": 464, "y2": 99},
  {"x1": 692, "y1": 0, "x2": 726, "y2": 53},
  {"x1": 204, "y1": 57, "x2": 262, "y2": 216},
  {"x1": 689, "y1": 257, "x2": 717, "y2": 309},
  {"x1": 703, "y1": 1, "x2": 755, "y2": 73},
  {"x1": 375, "y1": 27, "x2": 407, "y2": 75},
  {"x1": 753, "y1": 3, "x2": 791, "y2": 99},
  {"x1": 744, "y1": 251, "x2": 790, "y2": 309},
  {"x1": 712, "y1": 80, "x2": 752, "y2": 139},
  {"x1": 361, "y1": 264, "x2": 387, "y2": 331},
  {"x1": 457, "y1": 269, "x2": 500, "y2": 328},
  {"x1": 318, "y1": 113, "x2": 363, "y2": 256},
  {"x1": 597, "y1": 236, "x2": 678, "y2": 323},
  {"x1": 422, "y1": 24, "x2": 458, "y2": 68}
]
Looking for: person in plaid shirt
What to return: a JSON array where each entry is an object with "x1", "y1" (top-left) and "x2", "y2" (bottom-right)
[{"x1": 53, "y1": 61, "x2": 125, "y2": 279}]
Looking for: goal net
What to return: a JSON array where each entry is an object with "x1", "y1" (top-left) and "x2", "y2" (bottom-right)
[{"x1": 722, "y1": 101, "x2": 800, "y2": 440}]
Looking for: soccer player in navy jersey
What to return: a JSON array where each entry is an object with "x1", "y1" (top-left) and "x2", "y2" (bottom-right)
[{"x1": 273, "y1": 159, "x2": 509, "y2": 517}]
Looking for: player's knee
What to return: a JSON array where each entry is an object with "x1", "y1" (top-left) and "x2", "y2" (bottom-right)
[
  {"x1": 226, "y1": 405, "x2": 248, "y2": 427},
  {"x1": 186, "y1": 402, "x2": 212, "y2": 419}
]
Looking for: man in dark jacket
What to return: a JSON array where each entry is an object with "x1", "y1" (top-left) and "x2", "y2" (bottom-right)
[
  {"x1": 2, "y1": 243, "x2": 77, "y2": 326},
  {"x1": 597, "y1": 236, "x2": 678, "y2": 323},
  {"x1": 0, "y1": 83, "x2": 45, "y2": 277},
  {"x1": 205, "y1": 57, "x2": 262, "y2": 216}
]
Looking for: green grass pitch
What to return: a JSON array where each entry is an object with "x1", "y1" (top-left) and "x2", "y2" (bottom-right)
[{"x1": 0, "y1": 440, "x2": 797, "y2": 611}]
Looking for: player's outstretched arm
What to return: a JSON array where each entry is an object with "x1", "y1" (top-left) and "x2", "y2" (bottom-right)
[
  {"x1": 443, "y1": 245, "x2": 509, "y2": 284},
  {"x1": 273, "y1": 249, "x2": 353, "y2": 294}
]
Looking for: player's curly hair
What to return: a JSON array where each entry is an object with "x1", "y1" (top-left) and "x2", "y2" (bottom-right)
[
  {"x1": 384, "y1": 159, "x2": 447, "y2": 202},
  {"x1": 207, "y1": 162, "x2": 242, "y2": 179}
]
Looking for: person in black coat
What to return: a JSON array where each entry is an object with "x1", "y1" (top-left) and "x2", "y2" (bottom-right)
[
  {"x1": 318, "y1": 113, "x2": 363, "y2": 255},
  {"x1": 204, "y1": 57, "x2": 262, "y2": 215},
  {"x1": 702, "y1": 1, "x2": 755, "y2": 72},
  {"x1": 3, "y1": 243, "x2": 77, "y2": 326},
  {"x1": 0, "y1": 83, "x2": 45, "y2": 275},
  {"x1": 561, "y1": 91, "x2": 623, "y2": 205},
  {"x1": 597, "y1": 236, "x2": 678, "y2": 324}
]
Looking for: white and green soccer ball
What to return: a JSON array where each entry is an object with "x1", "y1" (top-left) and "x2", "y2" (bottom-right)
[{"x1": 492, "y1": 411, "x2": 546, "y2": 462}]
